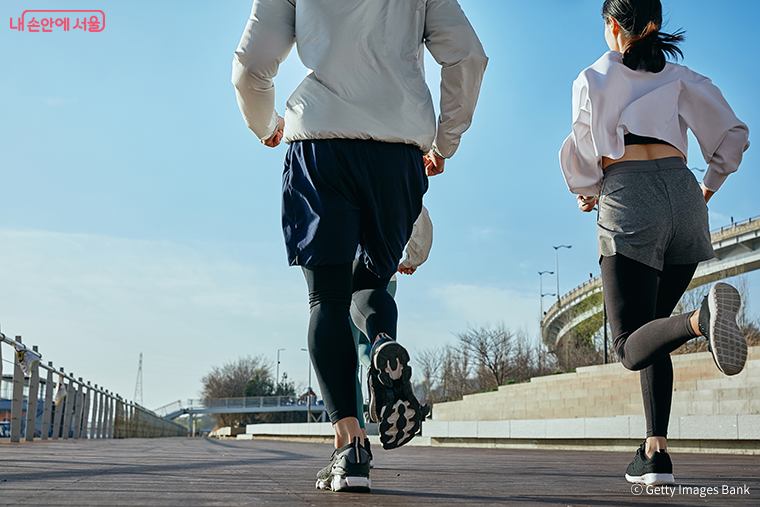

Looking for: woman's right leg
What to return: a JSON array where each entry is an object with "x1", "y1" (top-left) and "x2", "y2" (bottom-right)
[{"x1": 601, "y1": 255, "x2": 699, "y2": 372}]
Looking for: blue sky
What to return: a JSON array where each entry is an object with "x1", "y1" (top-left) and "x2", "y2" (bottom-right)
[{"x1": 1, "y1": 0, "x2": 758, "y2": 410}]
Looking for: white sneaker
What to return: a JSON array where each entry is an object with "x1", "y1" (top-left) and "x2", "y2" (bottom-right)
[
  {"x1": 54, "y1": 377, "x2": 68, "y2": 405},
  {"x1": 15, "y1": 346, "x2": 41, "y2": 377}
]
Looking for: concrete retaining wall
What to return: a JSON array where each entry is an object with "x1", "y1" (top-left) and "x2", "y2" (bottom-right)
[{"x1": 433, "y1": 347, "x2": 760, "y2": 422}]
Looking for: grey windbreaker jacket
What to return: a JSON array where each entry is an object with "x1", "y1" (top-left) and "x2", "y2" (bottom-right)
[{"x1": 232, "y1": 0, "x2": 487, "y2": 159}]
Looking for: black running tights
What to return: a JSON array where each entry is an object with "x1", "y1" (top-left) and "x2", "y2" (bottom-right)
[
  {"x1": 302, "y1": 260, "x2": 397, "y2": 424},
  {"x1": 601, "y1": 254, "x2": 699, "y2": 437}
]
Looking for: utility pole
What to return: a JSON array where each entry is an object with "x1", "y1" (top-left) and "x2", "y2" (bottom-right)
[
  {"x1": 134, "y1": 353, "x2": 143, "y2": 407},
  {"x1": 276, "y1": 348, "x2": 286, "y2": 389},
  {"x1": 538, "y1": 270, "x2": 555, "y2": 318},
  {"x1": 553, "y1": 245, "x2": 572, "y2": 305}
]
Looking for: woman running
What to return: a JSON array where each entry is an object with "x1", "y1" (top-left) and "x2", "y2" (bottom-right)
[{"x1": 560, "y1": 0, "x2": 750, "y2": 486}]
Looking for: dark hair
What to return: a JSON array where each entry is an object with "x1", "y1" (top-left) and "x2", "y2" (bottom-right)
[{"x1": 602, "y1": 0, "x2": 684, "y2": 73}]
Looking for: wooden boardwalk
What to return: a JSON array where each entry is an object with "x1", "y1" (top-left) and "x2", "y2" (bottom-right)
[{"x1": 1, "y1": 438, "x2": 758, "y2": 506}]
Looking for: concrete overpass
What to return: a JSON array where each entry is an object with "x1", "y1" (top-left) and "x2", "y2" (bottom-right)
[{"x1": 541, "y1": 215, "x2": 760, "y2": 351}]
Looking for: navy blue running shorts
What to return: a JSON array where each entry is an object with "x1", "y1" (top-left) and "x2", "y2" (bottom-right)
[{"x1": 282, "y1": 139, "x2": 427, "y2": 280}]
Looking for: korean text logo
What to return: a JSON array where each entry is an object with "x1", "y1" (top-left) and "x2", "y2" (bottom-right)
[{"x1": 10, "y1": 10, "x2": 105, "y2": 33}]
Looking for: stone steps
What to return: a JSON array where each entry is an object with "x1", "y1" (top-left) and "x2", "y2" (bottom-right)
[{"x1": 433, "y1": 346, "x2": 760, "y2": 422}]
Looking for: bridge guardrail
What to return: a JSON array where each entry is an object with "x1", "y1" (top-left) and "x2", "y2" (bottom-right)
[
  {"x1": 1, "y1": 332, "x2": 187, "y2": 442},
  {"x1": 710, "y1": 214, "x2": 759, "y2": 234}
]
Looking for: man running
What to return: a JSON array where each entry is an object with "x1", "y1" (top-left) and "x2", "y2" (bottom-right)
[{"x1": 232, "y1": 0, "x2": 486, "y2": 492}]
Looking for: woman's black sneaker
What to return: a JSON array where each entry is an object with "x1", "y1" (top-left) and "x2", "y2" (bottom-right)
[
  {"x1": 698, "y1": 283, "x2": 747, "y2": 376},
  {"x1": 315, "y1": 437, "x2": 371, "y2": 492},
  {"x1": 625, "y1": 442, "x2": 675, "y2": 486}
]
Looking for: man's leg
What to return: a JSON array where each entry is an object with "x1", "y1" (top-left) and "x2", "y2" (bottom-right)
[
  {"x1": 350, "y1": 259, "x2": 396, "y2": 345},
  {"x1": 301, "y1": 263, "x2": 363, "y2": 448}
]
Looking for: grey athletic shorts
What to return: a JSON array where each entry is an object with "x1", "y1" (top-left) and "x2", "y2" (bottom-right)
[{"x1": 597, "y1": 157, "x2": 715, "y2": 270}]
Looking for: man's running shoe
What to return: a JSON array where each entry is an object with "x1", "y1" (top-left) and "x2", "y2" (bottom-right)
[
  {"x1": 364, "y1": 438, "x2": 374, "y2": 469},
  {"x1": 370, "y1": 333, "x2": 424, "y2": 450},
  {"x1": 625, "y1": 442, "x2": 675, "y2": 485},
  {"x1": 15, "y1": 346, "x2": 41, "y2": 377},
  {"x1": 315, "y1": 437, "x2": 370, "y2": 492},
  {"x1": 698, "y1": 283, "x2": 747, "y2": 376},
  {"x1": 367, "y1": 367, "x2": 391, "y2": 424},
  {"x1": 371, "y1": 333, "x2": 412, "y2": 387}
]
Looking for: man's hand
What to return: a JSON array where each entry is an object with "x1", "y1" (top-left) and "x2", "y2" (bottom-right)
[
  {"x1": 398, "y1": 264, "x2": 417, "y2": 275},
  {"x1": 262, "y1": 116, "x2": 285, "y2": 147},
  {"x1": 577, "y1": 195, "x2": 598, "y2": 212},
  {"x1": 423, "y1": 151, "x2": 445, "y2": 176}
]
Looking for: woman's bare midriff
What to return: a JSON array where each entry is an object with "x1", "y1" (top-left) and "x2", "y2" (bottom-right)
[{"x1": 602, "y1": 144, "x2": 686, "y2": 170}]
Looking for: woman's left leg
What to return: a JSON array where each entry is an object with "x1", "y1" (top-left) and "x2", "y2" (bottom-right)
[{"x1": 640, "y1": 262, "x2": 699, "y2": 454}]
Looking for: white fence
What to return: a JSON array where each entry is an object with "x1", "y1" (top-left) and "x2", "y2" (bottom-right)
[{"x1": 1, "y1": 332, "x2": 187, "y2": 442}]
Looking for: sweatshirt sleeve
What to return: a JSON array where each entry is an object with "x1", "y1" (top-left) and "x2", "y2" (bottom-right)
[
  {"x1": 679, "y1": 76, "x2": 750, "y2": 192},
  {"x1": 424, "y1": 0, "x2": 488, "y2": 159},
  {"x1": 231, "y1": 0, "x2": 296, "y2": 141},
  {"x1": 559, "y1": 74, "x2": 603, "y2": 196},
  {"x1": 401, "y1": 206, "x2": 433, "y2": 270}
]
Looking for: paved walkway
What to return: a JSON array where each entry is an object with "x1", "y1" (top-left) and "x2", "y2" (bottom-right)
[{"x1": 1, "y1": 438, "x2": 758, "y2": 506}]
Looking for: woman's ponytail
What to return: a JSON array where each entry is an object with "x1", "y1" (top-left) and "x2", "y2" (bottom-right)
[
  {"x1": 603, "y1": 0, "x2": 685, "y2": 73},
  {"x1": 624, "y1": 28, "x2": 685, "y2": 73}
]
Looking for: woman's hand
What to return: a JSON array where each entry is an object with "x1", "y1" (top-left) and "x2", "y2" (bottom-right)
[
  {"x1": 423, "y1": 151, "x2": 445, "y2": 176},
  {"x1": 577, "y1": 195, "x2": 598, "y2": 212},
  {"x1": 262, "y1": 116, "x2": 285, "y2": 147},
  {"x1": 701, "y1": 183, "x2": 715, "y2": 204}
]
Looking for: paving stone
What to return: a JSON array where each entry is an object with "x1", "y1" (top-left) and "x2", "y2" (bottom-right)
[{"x1": 1, "y1": 438, "x2": 759, "y2": 506}]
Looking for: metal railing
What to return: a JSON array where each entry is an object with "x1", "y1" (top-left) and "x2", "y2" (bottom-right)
[
  {"x1": 155, "y1": 397, "x2": 324, "y2": 418},
  {"x1": 1, "y1": 332, "x2": 187, "y2": 442},
  {"x1": 186, "y1": 396, "x2": 322, "y2": 409},
  {"x1": 710, "y1": 214, "x2": 759, "y2": 234}
]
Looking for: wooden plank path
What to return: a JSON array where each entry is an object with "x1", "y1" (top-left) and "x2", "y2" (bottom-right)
[{"x1": 1, "y1": 438, "x2": 758, "y2": 506}]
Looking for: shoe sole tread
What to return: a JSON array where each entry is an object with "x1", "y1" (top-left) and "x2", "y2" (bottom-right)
[{"x1": 709, "y1": 283, "x2": 747, "y2": 376}]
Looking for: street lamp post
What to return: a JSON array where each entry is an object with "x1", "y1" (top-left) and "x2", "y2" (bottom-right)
[
  {"x1": 553, "y1": 245, "x2": 572, "y2": 305},
  {"x1": 301, "y1": 348, "x2": 312, "y2": 422},
  {"x1": 276, "y1": 348, "x2": 285, "y2": 389},
  {"x1": 538, "y1": 270, "x2": 554, "y2": 317}
]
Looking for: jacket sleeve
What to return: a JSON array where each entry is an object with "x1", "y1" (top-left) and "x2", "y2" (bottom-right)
[
  {"x1": 231, "y1": 0, "x2": 296, "y2": 141},
  {"x1": 559, "y1": 75, "x2": 603, "y2": 196},
  {"x1": 424, "y1": 0, "x2": 488, "y2": 159},
  {"x1": 401, "y1": 206, "x2": 433, "y2": 270},
  {"x1": 679, "y1": 76, "x2": 750, "y2": 192}
]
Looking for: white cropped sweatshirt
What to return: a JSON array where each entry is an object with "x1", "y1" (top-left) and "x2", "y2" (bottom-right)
[{"x1": 560, "y1": 51, "x2": 749, "y2": 196}]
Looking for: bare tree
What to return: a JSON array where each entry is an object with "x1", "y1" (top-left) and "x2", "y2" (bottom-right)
[
  {"x1": 440, "y1": 344, "x2": 473, "y2": 401},
  {"x1": 201, "y1": 355, "x2": 271, "y2": 400},
  {"x1": 512, "y1": 330, "x2": 557, "y2": 382},
  {"x1": 414, "y1": 347, "x2": 444, "y2": 405},
  {"x1": 456, "y1": 325, "x2": 513, "y2": 391},
  {"x1": 200, "y1": 355, "x2": 297, "y2": 427}
]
